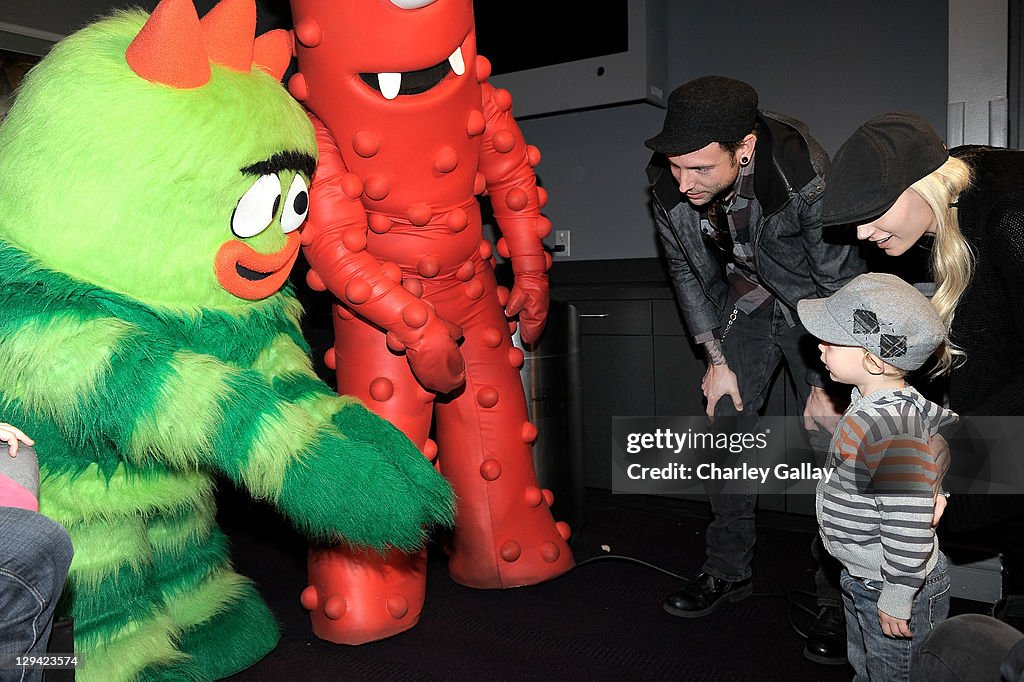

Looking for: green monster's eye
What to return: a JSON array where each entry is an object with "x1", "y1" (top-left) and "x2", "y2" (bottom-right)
[
  {"x1": 232, "y1": 174, "x2": 281, "y2": 238},
  {"x1": 281, "y1": 174, "x2": 309, "y2": 234}
]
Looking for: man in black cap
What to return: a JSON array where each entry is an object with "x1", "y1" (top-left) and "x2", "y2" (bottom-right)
[{"x1": 645, "y1": 75, "x2": 863, "y2": 664}]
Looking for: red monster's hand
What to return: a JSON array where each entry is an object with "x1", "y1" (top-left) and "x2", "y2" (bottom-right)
[
  {"x1": 395, "y1": 313, "x2": 466, "y2": 394},
  {"x1": 306, "y1": 238, "x2": 468, "y2": 394},
  {"x1": 506, "y1": 256, "x2": 549, "y2": 345}
]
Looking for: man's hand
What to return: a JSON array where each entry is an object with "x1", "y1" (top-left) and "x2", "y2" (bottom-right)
[
  {"x1": 702, "y1": 363, "x2": 743, "y2": 418},
  {"x1": 878, "y1": 607, "x2": 912, "y2": 638},
  {"x1": 803, "y1": 385, "x2": 842, "y2": 434},
  {"x1": 0, "y1": 423, "x2": 34, "y2": 457}
]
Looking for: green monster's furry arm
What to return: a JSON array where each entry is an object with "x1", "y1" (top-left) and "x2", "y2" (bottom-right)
[{"x1": 0, "y1": 248, "x2": 451, "y2": 550}]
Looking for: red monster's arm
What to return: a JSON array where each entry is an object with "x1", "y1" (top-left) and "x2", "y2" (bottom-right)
[
  {"x1": 301, "y1": 113, "x2": 466, "y2": 393},
  {"x1": 477, "y1": 82, "x2": 552, "y2": 345}
]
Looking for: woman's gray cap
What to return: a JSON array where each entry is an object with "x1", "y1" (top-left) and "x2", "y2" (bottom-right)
[
  {"x1": 797, "y1": 273, "x2": 945, "y2": 371},
  {"x1": 821, "y1": 112, "x2": 949, "y2": 227}
]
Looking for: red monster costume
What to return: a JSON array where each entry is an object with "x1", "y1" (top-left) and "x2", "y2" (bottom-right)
[{"x1": 288, "y1": 0, "x2": 575, "y2": 644}]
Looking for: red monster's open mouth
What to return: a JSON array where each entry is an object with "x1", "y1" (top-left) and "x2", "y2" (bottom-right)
[
  {"x1": 358, "y1": 44, "x2": 466, "y2": 99},
  {"x1": 214, "y1": 231, "x2": 301, "y2": 300}
]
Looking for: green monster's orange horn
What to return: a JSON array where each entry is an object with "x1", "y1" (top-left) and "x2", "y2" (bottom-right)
[
  {"x1": 200, "y1": 0, "x2": 256, "y2": 73},
  {"x1": 253, "y1": 29, "x2": 293, "y2": 81},
  {"x1": 126, "y1": 0, "x2": 292, "y2": 87},
  {"x1": 125, "y1": 0, "x2": 211, "y2": 88}
]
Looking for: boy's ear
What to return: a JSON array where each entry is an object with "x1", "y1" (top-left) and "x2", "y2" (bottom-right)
[
  {"x1": 863, "y1": 351, "x2": 886, "y2": 375},
  {"x1": 868, "y1": 352, "x2": 906, "y2": 378}
]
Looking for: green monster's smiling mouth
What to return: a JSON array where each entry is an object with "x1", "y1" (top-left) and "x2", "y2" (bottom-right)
[
  {"x1": 214, "y1": 231, "x2": 301, "y2": 300},
  {"x1": 236, "y1": 262, "x2": 273, "y2": 281}
]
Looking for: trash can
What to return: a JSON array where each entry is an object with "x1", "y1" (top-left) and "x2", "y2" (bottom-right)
[{"x1": 513, "y1": 299, "x2": 586, "y2": 531}]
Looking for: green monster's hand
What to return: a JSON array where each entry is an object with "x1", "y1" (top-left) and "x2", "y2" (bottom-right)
[{"x1": 276, "y1": 402, "x2": 454, "y2": 551}]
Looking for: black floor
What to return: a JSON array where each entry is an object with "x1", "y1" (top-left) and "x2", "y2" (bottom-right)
[{"x1": 218, "y1": 487, "x2": 990, "y2": 682}]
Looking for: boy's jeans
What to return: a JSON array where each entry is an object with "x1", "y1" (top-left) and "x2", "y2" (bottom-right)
[{"x1": 841, "y1": 552, "x2": 951, "y2": 681}]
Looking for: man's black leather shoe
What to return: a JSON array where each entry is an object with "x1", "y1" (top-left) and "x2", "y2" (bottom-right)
[
  {"x1": 663, "y1": 572, "x2": 753, "y2": 618},
  {"x1": 804, "y1": 605, "x2": 848, "y2": 665},
  {"x1": 993, "y1": 594, "x2": 1024, "y2": 631}
]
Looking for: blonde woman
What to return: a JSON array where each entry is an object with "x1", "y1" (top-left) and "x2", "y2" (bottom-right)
[{"x1": 821, "y1": 112, "x2": 1024, "y2": 632}]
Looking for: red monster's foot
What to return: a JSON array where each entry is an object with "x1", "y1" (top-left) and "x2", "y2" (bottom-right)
[
  {"x1": 302, "y1": 546, "x2": 427, "y2": 645},
  {"x1": 447, "y1": 486, "x2": 575, "y2": 589}
]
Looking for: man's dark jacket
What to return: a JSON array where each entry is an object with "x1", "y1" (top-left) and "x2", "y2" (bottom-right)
[{"x1": 646, "y1": 111, "x2": 864, "y2": 344}]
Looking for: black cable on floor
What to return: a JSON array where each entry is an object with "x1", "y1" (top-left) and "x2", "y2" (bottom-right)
[
  {"x1": 573, "y1": 553, "x2": 823, "y2": 641},
  {"x1": 575, "y1": 553, "x2": 687, "y2": 580}
]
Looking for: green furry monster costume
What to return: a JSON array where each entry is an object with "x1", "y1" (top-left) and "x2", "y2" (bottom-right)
[{"x1": 0, "y1": 0, "x2": 453, "y2": 679}]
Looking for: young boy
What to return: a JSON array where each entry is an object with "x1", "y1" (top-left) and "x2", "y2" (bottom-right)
[{"x1": 797, "y1": 273, "x2": 957, "y2": 681}]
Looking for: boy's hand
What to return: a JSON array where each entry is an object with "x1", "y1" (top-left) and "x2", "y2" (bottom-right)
[
  {"x1": 930, "y1": 434, "x2": 950, "y2": 482},
  {"x1": 0, "y1": 423, "x2": 34, "y2": 457},
  {"x1": 932, "y1": 493, "x2": 948, "y2": 527},
  {"x1": 929, "y1": 433, "x2": 951, "y2": 527},
  {"x1": 878, "y1": 608, "x2": 912, "y2": 638}
]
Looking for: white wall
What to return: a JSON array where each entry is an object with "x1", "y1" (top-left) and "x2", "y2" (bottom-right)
[
  {"x1": 948, "y1": 0, "x2": 1009, "y2": 146},
  {"x1": 519, "y1": 0, "x2": 949, "y2": 261}
]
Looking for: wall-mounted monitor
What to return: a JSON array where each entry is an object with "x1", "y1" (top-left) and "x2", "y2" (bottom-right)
[{"x1": 474, "y1": 0, "x2": 667, "y2": 118}]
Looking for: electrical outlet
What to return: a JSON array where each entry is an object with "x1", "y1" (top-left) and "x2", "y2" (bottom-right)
[{"x1": 554, "y1": 229, "x2": 571, "y2": 257}]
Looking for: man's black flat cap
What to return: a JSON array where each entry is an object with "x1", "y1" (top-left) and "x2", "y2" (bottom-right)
[{"x1": 645, "y1": 75, "x2": 758, "y2": 156}]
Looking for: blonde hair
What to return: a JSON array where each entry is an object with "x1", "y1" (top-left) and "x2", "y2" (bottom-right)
[
  {"x1": 862, "y1": 350, "x2": 907, "y2": 378},
  {"x1": 907, "y1": 155, "x2": 974, "y2": 376}
]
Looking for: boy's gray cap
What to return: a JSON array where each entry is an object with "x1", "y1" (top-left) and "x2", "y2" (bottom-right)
[{"x1": 797, "y1": 273, "x2": 945, "y2": 371}]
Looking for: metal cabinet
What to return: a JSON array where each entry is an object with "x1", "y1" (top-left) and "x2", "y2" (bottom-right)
[
  {"x1": 571, "y1": 294, "x2": 711, "y2": 492},
  {"x1": 575, "y1": 298, "x2": 657, "y2": 490},
  {"x1": 563, "y1": 285, "x2": 794, "y2": 513}
]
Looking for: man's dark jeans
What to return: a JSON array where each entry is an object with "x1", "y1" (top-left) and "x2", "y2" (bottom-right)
[{"x1": 701, "y1": 302, "x2": 842, "y2": 608}]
